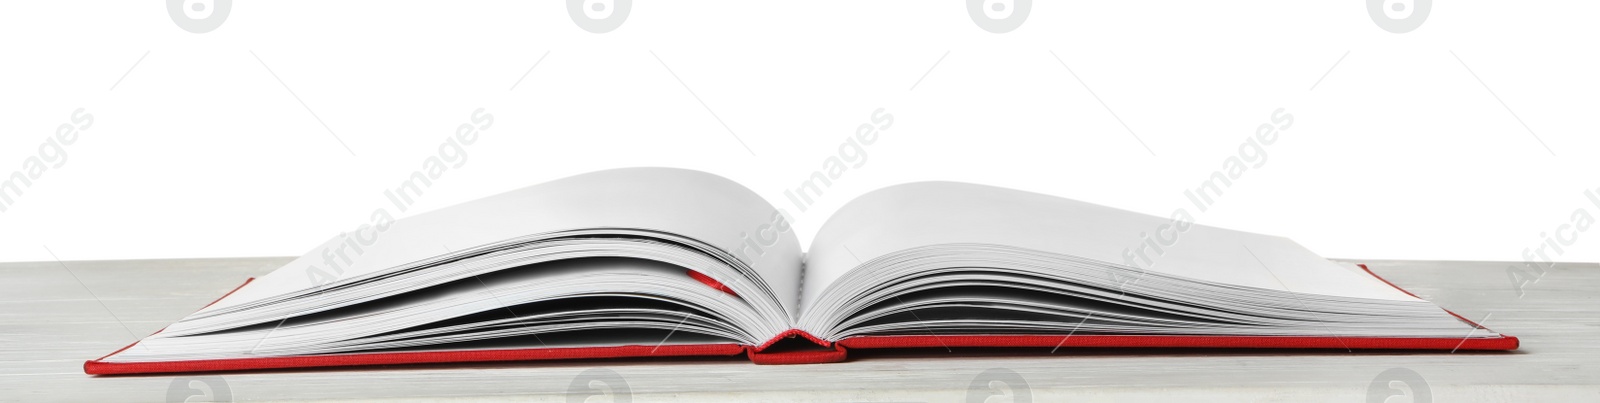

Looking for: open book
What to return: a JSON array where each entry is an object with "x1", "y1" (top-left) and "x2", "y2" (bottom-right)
[{"x1": 85, "y1": 168, "x2": 1516, "y2": 374}]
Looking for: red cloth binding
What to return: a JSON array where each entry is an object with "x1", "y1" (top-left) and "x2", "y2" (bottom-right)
[
  {"x1": 836, "y1": 334, "x2": 1517, "y2": 351},
  {"x1": 748, "y1": 344, "x2": 849, "y2": 364},
  {"x1": 86, "y1": 344, "x2": 747, "y2": 375},
  {"x1": 748, "y1": 329, "x2": 847, "y2": 364}
]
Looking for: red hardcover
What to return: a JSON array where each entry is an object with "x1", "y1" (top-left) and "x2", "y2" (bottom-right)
[{"x1": 84, "y1": 263, "x2": 1516, "y2": 375}]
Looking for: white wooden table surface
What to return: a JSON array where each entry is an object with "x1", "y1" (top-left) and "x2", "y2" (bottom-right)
[{"x1": 1, "y1": 257, "x2": 1595, "y2": 402}]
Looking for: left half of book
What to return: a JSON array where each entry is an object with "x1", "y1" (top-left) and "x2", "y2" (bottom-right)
[{"x1": 86, "y1": 167, "x2": 807, "y2": 375}]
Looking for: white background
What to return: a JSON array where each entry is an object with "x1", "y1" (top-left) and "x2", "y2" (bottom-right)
[{"x1": 1, "y1": 1, "x2": 1596, "y2": 265}]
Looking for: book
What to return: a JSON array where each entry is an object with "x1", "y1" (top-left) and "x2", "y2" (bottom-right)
[{"x1": 85, "y1": 167, "x2": 1516, "y2": 375}]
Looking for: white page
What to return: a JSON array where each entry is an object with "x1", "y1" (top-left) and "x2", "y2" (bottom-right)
[
  {"x1": 803, "y1": 181, "x2": 1418, "y2": 311},
  {"x1": 200, "y1": 167, "x2": 803, "y2": 317}
]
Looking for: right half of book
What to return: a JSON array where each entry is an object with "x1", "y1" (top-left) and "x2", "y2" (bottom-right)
[
  {"x1": 787, "y1": 181, "x2": 1517, "y2": 363},
  {"x1": 811, "y1": 263, "x2": 1515, "y2": 359}
]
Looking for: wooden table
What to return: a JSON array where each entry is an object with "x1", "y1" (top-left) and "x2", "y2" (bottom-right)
[{"x1": 2, "y1": 258, "x2": 1595, "y2": 402}]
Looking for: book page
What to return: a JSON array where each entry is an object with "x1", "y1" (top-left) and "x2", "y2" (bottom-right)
[
  {"x1": 199, "y1": 167, "x2": 804, "y2": 318},
  {"x1": 802, "y1": 181, "x2": 1418, "y2": 312}
]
